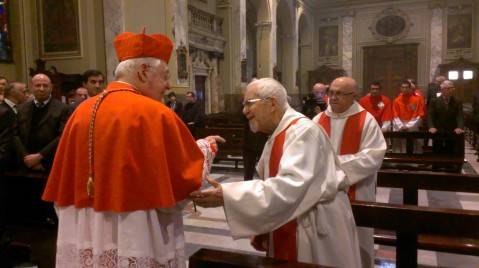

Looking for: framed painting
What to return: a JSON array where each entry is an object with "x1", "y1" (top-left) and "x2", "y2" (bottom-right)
[
  {"x1": 38, "y1": 0, "x2": 82, "y2": 59},
  {"x1": 0, "y1": 0, "x2": 13, "y2": 62},
  {"x1": 318, "y1": 25, "x2": 338, "y2": 57},
  {"x1": 447, "y1": 14, "x2": 472, "y2": 50}
]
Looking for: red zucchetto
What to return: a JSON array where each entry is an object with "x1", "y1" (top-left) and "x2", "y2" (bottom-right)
[{"x1": 114, "y1": 30, "x2": 174, "y2": 63}]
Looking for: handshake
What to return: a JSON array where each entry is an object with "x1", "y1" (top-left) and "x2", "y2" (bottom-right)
[{"x1": 190, "y1": 177, "x2": 224, "y2": 208}]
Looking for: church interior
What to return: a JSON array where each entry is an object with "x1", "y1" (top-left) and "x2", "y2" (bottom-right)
[{"x1": 1, "y1": 0, "x2": 479, "y2": 267}]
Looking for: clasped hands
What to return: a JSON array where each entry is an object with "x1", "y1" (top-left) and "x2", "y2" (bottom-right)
[
  {"x1": 190, "y1": 177, "x2": 224, "y2": 208},
  {"x1": 24, "y1": 153, "x2": 45, "y2": 171}
]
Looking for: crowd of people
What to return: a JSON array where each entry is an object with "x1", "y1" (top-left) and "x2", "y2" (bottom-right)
[
  {"x1": 0, "y1": 28, "x2": 469, "y2": 268},
  {"x1": 303, "y1": 75, "x2": 464, "y2": 155}
]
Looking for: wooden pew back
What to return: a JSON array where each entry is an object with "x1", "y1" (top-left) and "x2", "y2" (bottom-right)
[
  {"x1": 377, "y1": 170, "x2": 479, "y2": 205},
  {"x1": 352, "y1": 201, "x2": 479, "y2": 268},
  {"x1": 382, "y1": 131, "x2": 465, "y2": 172},
  {"x1": 189, "y1": 248, "x2": 328, "y2": 268}
]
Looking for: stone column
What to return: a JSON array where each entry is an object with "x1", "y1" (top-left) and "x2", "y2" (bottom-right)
[
  {"x1": 429, "y1": 2, "x2": 444, "y2": 82},
  {"x1": 256, "y1": 20, "x2": 273, "y2": 78},
  {"x1": 240, "y1": 0, "x2": 247, "y2": 61},
  {"x1": 102, "y1": 0, "x2": 124, "y2": 82},
  {"x1": 341, "y1": 11, "x2": 354, "y2": 77},
  {"x1": 218, "y1": 0, "x2": 242, "y2": 112}
]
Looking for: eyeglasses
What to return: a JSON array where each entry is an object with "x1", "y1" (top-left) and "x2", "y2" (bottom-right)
[
  {"x1": 242, "y1": 97, "x2": 271, "y2": 107},
  {"x1": 326, "y1": 90, "x2": 354, "y2": 98}
]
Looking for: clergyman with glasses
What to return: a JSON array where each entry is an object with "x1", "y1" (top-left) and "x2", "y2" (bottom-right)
[
  {"x1": 427, "y1": 80, "x2": 464, "y2": 156},
  {"x1": 192, "y1": 77, "x2": 361, "y2": 267},
  {"x1": 313, "y1": 76, "x2": 386, "y2": 268}
]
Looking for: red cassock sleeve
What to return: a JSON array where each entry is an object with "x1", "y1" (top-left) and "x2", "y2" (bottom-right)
[{"x1": 42, "y1": 83, "x2": 204, "y2": 212}]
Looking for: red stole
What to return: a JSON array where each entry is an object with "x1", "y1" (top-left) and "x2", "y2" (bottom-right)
[
  {"x1": 318, "y1": 110, "x2": 367, "y2": 200},
  {"x1": 268, "y1": 117, "x2": 303, "y2": 261}
]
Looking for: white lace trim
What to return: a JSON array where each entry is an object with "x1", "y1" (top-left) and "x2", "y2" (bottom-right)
[
  {"x1": 56, "y1": 244, "x2": 184, "y2": 268},
  {"x1": 196, "y1": 139, "x2": 216, "y2": 184}
]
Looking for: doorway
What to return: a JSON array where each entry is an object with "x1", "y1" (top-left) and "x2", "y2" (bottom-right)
[{"x1": 363, "y1": 43, "x2": 418, "y2": 99}]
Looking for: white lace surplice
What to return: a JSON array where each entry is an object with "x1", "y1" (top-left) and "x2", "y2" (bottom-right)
[{"x1": 55, "y1": 139, "x2": 215, "y2": 268}]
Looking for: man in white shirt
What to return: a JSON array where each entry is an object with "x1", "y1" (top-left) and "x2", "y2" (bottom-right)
[
  {"x1": 313, "y1": 76, "x2": 386, "y2": 268},
  {"x1": 193, "y1": 78, "x2": 361, "y2": 268}
]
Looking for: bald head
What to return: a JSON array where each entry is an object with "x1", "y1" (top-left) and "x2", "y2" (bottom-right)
[
  {"x1": 331, "y1": 77, "x2": 358, "y2": 93},
  {"x1": 313, "y1": 83, "x2": 327, "y2": 92},
  {"x1": 31, "y1": 73, "x2": 52, "y2": 102},
  {"x1": 435, "y1": 75, "x2": 446, "y2": 84},
  {"x1": 328, "y1": 76, "x2": 358, "y2": 114}
]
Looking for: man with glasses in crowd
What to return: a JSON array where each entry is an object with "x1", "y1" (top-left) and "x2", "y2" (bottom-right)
[
  {"x1": 428, "y1": 80, "x2": 464, "y2": 156},
  {"x1": 313, "y1": 76, "x2": 386, "y2": 268}
]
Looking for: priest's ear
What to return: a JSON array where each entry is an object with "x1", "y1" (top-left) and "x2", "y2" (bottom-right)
[
  {"x1": 137, "y1": 63, "x2": 150, "y2": 83},
  {"x1": 269, "y1": 96, "x2": 279, "y2": 111}
]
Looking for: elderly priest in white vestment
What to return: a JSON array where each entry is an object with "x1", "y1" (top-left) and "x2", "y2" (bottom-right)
[
  {"x1": 313, "y1": 76, "x2": 387, "y2": 268},
  {"x1": 192, "y1": 78, "x2": 361, "y2": 268}
]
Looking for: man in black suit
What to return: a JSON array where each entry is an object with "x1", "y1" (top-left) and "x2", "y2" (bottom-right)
[
  {"x1": 166, "y1": 91, "x2": 183, "y2": 116},
  {"x1": 15, "y1": 73, "x2": 70, "y2": 171},
  {"x1": 428, "y1": 80, "x2": 464, "y2": 155},
  {"x1": 0, "y1": 81, "x2": 28, "y2": 171},
  {"x1": 0, "y1": 81, "x2": 22, "y2": 264},
  {"x1": 182, "y1": 91, "x2": 204, "y2": 137}
]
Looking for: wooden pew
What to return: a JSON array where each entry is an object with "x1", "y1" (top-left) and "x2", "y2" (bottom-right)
[
  {"x1": 374, "y1": 170, "x2": 479, "y2": 257},
  {"x1": 189, "y1": 248, "x2": 328, "y2": 268},
  {"x1": 2, "y1": 170, "x2": 56, "y2": 267},
  {"x1": 382, "y1": 131, "x2": 464, "y2": 172},
  {"x1": 377, "y1": 170, "x2": 479, "y2": 205},
  {"x1": 2, "y1": 170, "x2": 55, "y2": 226},
  {"x1": 196, "y1": 127, "x2": 244, "y2": 168},
  {"x1": 351, "y1": 201, "x2": 479, "y2": 268}
]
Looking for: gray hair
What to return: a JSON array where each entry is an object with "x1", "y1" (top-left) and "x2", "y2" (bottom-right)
[
  {"x1": 249, "y1": 78, "x2": 289, "y2": 110},
  {"x1": 114, "y1": 57, "x2": 165, "y2": 79},
  {"x1": 440, "y1": 80, "x2": 454, "y2": 89}
]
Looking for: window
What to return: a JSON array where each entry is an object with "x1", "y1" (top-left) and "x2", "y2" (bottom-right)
[
  {"x1": 463, "y1": 70, "x2": 474, "y2": 80},
  {"x1": 448, "y1": 70, "x2": 459, "y2": 80}
]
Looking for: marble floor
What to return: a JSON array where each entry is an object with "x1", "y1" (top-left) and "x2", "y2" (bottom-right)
[{"x1": 183, "y1": 143, "x2": 479, "y2": 268}]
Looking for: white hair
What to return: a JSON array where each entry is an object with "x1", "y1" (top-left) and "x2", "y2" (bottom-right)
[
  {"x1": 248, "y1": 78, "x2": 290, "y2": 110},
  {"x1": 440, "y1": 80, "x2": 454, "y2": 89},
  {"x1": 114, "y1": 57, "x2": 165, "y2": 79}
]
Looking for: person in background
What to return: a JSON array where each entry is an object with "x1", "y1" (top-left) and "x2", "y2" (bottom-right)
[
  {"x1": 82, "y1": 69, "x2": 105, "y2": 97},
  {"x1": 392, "y1": 80, "x2": 425, "y2": 153},
  {"x1": 302, "y1": 83, "x2": 328, "y2": 118},
  {"x1": 14, "y1": 73, "x2": 70, "y2": 171},
  {"x1": 166, "y1": 91, "x2": 183, "y2": 116},
  {"x1": 0, "y1": 76, "x2": 8, "y2": 103},
  {"x1": 428, "y1": 80, "x2": 464, "y2": 156},
  {"x1": 314, "y1": 76, "x2": 386, "y2": 268},
  {"x1": 359, "y1": 81, "x2": 392, "y2": 132},
  {"x1": 182, "y1": 90, "x2": 204, "y2": 136},
  {"x1": 426, "y1": 75, "x2": 446, "y2": 105}
]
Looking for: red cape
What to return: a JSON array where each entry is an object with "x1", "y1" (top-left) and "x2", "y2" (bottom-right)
[
  {"x1": 42, "y1": 82, "x2": 204, "y2": 212},
  {"x1": 359, "y1": 95, "x2": 392, "y2": 126}
]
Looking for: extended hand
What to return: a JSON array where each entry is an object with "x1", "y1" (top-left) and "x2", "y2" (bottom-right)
[
  {"x1": 204, "y1": 135, "x2": 226, "y2": 152},
  {"x1": 429, "y1": 127, "x2": 438, "y2": 134},
  {"x1": 190, "y1": 177, "x2": 224, "y2": 208}
]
